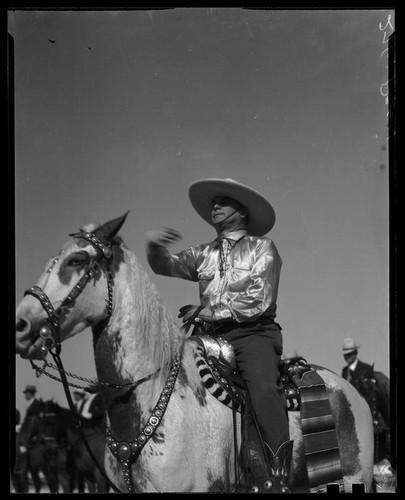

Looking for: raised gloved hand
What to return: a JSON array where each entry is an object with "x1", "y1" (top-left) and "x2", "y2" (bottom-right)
[{"x1": 146, "y1": 227, "x2": 182, "y2": 248}]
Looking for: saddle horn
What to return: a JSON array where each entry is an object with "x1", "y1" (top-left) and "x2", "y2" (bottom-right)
[{"x1": 93, "y1": 211, "x2": 130, "y2": 243}]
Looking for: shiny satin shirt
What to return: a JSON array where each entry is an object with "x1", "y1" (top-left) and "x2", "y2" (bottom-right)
[{"x1": 147, "y1": 229, "x2": 282, "y2": 323}]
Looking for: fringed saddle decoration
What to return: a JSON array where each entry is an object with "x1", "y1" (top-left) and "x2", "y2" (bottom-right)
[
  {"x1": 281, "y1": 358, "x2": 345, "y2": 493},
  {"x1": 193, "y1": 335, "x2": 244, "y2": 411},
  {"x1": 193, "y1": 336, "x2": 302, "y2": 413}
]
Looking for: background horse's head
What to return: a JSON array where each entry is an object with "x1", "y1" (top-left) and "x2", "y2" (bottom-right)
[{"x1": 16, "y1": 213, "x2": 129, "y2": 360}]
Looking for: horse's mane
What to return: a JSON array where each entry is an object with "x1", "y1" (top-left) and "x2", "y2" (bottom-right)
[
  {"x1": 120, "y1": 243, "x2": 184, "y2": 371},
  {"x1": 81, "y1": 224, "x2": 184, "y2": 390}
]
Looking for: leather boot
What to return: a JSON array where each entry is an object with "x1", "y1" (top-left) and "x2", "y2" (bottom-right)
[{"x1": 263, "y1": 440, "x2": 294, "y2": 493}]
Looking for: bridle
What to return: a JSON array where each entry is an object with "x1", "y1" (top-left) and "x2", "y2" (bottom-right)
[
  {"x1": 23, "y1": 230, "x2": 122, "y2": 491},
  {"x1": 23, "y1": 229, "x2": 181, "y2": 493},
  {"x1": 24, "y1": 230, "x2": 114, "y2": 357}
]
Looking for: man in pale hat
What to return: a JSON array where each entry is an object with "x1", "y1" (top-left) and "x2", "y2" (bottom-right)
[
  {"x1": 146, "y1": 178, "x2": 292, "y2": 492},
  {"x1": 341, "y1": 337, "x2": 374, "y2": 387},
  {"x1": 340, "y1": 338, "x2": 387, "y2": 464}
]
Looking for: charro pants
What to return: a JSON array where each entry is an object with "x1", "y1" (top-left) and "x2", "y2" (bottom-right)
[{"x1": 213, "y1": 321, "x2": 289, "y2": 452}]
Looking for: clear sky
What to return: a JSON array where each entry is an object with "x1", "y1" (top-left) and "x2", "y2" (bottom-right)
[{"x1": 9, "y1": 8, "x2": 394, "y2": 415}]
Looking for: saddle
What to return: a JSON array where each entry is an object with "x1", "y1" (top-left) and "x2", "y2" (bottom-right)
[
  {"x1": 193, "y1": 335, "x2": 344, "y2": 493},
  {"x1": 193, "y1": 335, "x2": 303, "y2": 492},
  {"x1": 194, "y1": 334, "x2": 303, "y2": 410}
]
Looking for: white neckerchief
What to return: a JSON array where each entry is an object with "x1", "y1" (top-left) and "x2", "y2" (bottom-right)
[
  {"x1": 75, "y1": 398, "x2": 85, "y2": 410},
  {"x1": 80, "y1": 393, "x2": 97, "y2": 419}
]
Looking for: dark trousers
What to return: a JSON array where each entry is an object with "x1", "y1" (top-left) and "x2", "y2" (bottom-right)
[
  {"x1": 12, "y1": 450, "x2": 29, "y2": 492},
  {"x1": 213, "y1": 321, "x2": 289, "y2": 452}
]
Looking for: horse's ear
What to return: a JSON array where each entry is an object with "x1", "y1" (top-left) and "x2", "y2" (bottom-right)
[{"x1": 93, "y1": 211, "x2": 130, "y2": 242}]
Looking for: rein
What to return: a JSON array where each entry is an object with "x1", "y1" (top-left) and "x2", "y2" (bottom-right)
[
  {"x1": 29, "y1": 358, "x2": 159, "y2": 391},
  {"x1": 50, "y1": 349, "x2": 121, "y2": 493}
]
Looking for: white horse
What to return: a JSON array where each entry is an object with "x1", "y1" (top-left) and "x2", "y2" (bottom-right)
[{"x1": 16, "y1": 214, "x2": 375, "y2": 493}]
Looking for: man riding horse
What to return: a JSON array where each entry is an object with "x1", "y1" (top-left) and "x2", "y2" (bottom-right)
[{"x1": 146, "y1": 178, "x2": 293, "y2": 492}]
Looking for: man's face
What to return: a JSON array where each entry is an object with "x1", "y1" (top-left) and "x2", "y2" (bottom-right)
[
  {"x1": 343, "y1": 350, "x2": 358, "y2": 366},
  {"x1": 24, "y1": 392, "x2": 34, "y2": 401},
  {"x1": 211, "y1": 196, "x2": 246, "y2": 225}
]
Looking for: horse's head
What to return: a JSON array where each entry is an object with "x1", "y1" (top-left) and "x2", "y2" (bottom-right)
[{"x1": 16, "y1": 212, "x2": 129, "y2": 360}]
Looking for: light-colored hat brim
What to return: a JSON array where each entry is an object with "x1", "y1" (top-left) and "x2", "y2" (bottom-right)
[
  {"x1": 189, "y1": 178, "x2": 275, "y2": 236},
  {"x1": 342, "y1": 344, "x2": 360, "y2": 354},
  {"x1": 342, "y1": 348, "x2": 358, "y2": 354}
]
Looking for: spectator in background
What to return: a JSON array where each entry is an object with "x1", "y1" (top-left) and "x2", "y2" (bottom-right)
[
  {"x1": 12, "y1": 408, "x2": 29, "y2": 492},
  {"x1": 20, "y1": 385, "x2": 42, "y2": 425},
  {"x1": 19, "y1": 385, "x2": 44, "y2": 493},
  {"x1": 341, "y1": 337, "x2": 391, "y2": 464},
  {"x1": 341, "y1": 337, "x2": 374, "y2": 389},
  {"x1": 19, "y1": 385, "x2": 43, "y2": 443}
]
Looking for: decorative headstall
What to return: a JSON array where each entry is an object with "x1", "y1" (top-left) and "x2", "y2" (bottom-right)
[
  {"x1": 24, "y1": 230, "x2": 114, "y2": 357},
  {"x1": 23, "y1": 229, "x2": 121, "y2": 492},
  {"x1": 23, "y1": 220, "x2": 183, "y2": 493}
]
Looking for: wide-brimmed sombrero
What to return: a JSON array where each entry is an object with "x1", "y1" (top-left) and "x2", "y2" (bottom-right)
[{"x1": 188, "y1": 178, "x2": 275, "y2": 236}]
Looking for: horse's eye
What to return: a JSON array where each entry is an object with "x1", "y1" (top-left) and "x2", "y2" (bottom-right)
[{"x1": 66, "y1": 252, "x2": 89, "y2": 268}]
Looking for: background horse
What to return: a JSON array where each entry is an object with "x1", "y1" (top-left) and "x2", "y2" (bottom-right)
[
  {"x1": 34, "y1": 399, "x2": 73, "y2": 493},
  {"x1": 16, "y1": 214, "x2": 375, "y2": 493},
  {"x1": 17, "y1": 400, "x2": 61, "y2": 493},
  {"x1": 34, "y1": 399, "x2": 109, "y2": 493},
  {"x1": 11, "y1": 409, "x2": 29, "y2": 492},
  {"x1": 64, "y1": 403, "x2": 110, "y2": 492}
]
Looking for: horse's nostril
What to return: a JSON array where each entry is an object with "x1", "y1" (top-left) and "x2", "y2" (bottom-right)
[{"x1": 16, "y1": 317, "x2": 30, "y2": 333}]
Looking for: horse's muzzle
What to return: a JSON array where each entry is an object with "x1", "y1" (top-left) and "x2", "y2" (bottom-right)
[{"x1": 16, "y1": 320, "x2": 47, "y2": 360}]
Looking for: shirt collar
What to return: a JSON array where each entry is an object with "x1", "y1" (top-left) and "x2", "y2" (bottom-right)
[
  {"x1": 349, "y1": 358, "x2": 359, "y2": 371},
  {"x1": 216, "y1": 229, "x2": 247, "y2": 246}
]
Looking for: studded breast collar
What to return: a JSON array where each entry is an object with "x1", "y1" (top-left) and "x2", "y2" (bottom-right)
[{"x1": 105, "y1": 355, "x2": 181, "y2": 492}]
